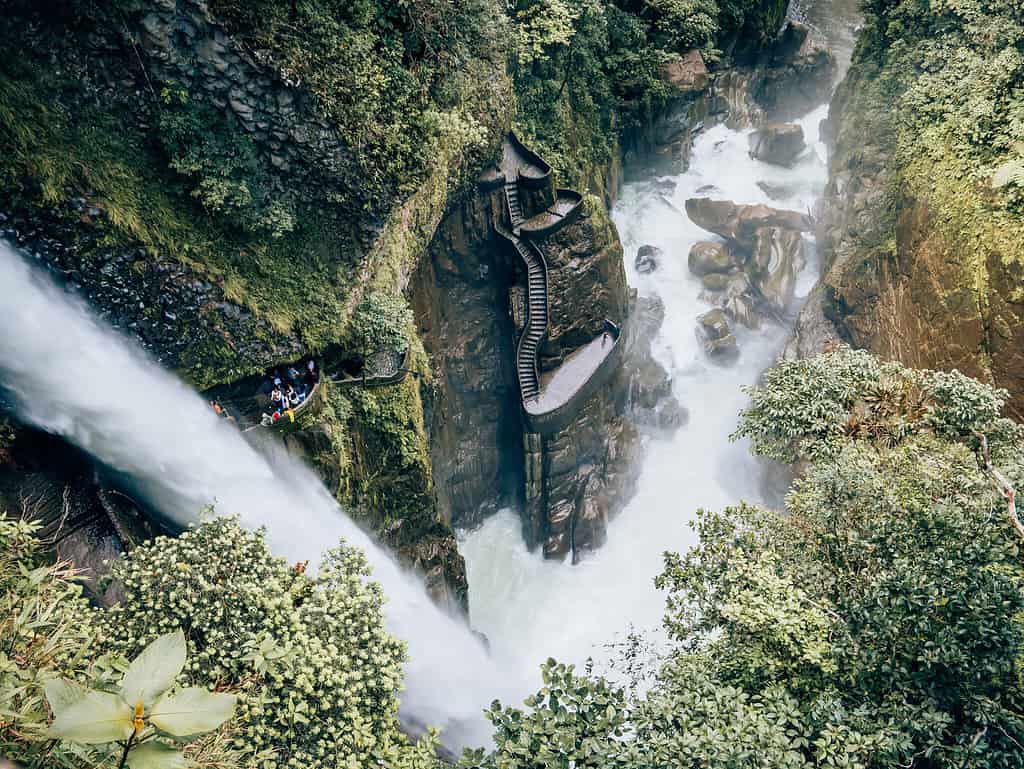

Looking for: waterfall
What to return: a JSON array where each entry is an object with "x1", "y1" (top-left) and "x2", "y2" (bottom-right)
[
  {"x1": 461, "y1": 105, "x2": 830, "y2": 686},
  {"x1": 0, "y1": 242, "x2": 511, "y2": 749}
]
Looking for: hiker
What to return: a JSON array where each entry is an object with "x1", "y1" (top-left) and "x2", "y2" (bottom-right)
[
  {"x1": 306, "y1": 359, "x2": 318, "y2": 384},
  {"x1": 286, "y1": 384, "x2": 301, "y2": 408},
  {"x1": 287, "y1": 365, "x2": 302, "y2": 383},
  {"x1": 270, "y1": 385, "x2": 284, "y2": 414}
]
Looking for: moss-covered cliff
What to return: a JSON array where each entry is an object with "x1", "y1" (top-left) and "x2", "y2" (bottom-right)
[
  {"x1": 0, "y1": 0, "x2": 509, "y2": 605},
  {"x1": 811, "y1": 0, "x2": 1024, "y2": 419}
]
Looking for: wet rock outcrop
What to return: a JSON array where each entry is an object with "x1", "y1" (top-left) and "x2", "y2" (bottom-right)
[
  {"x1": 526, "y1": 206, "x2": 640, "y2": 561},
  {"x1": 748, "y1": 21, "x2": 837, "y2": 121},
  {"x1": 686, "y1": 198, "x2": 810, "y2": 339},
  {"x1": 411, "y1": 195, "x2": 523, "y2": 530},
  {"x1": 0, "y1": 209, "x2": 301, "y2": 384},
  {"x1": 697, "y1": 308, "x2": 739, "y2": 360},
  {"x1": 748, "y1": 123, "x2": 805, "y2": 166},
  {"x1": 0, "y1": 427, "x2": 159, "y2": 606}
]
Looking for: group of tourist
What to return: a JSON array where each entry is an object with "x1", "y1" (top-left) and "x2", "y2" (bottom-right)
[{"x1": 261, "y1": 359, "x2": 318, "y2": 426}]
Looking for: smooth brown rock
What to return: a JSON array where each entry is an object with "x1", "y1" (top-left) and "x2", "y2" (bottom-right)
[
  {"x1": 660, "y1": 49, "x2": 709, "y2": 94},
  {"x1": 697, "y1": 308, "x2": 739, "y2": 360},
  {"x1": 702, "y1": 272, "x2": 731, "y2": 291},
  {"x1": 688, "y1": 241, "x2": 735, "y2": 276},
  {"x1": 749, "y1": 226, "x2": 804, "y2": 313},
  {"x1": 748, "y1": 123, "x2": 805, "y2": 166},
  {"x1": 698, "y1": 308, "x2": 731, "y2": 340},
  {"x1": 685, "y1": 198, "x2": 813, "y2": 251}
]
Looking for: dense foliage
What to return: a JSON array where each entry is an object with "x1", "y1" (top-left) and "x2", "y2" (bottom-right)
[
  {"x1": 0, "y1": 516, "x2": 438, "y2": 769},
  {"x1": 205, "y1": 0, "x2": 505, "y2": 209},
  {"x1": 509, "y1": 0, "x2": 787, "y2": 188},
  {"x1": 471, "y1": 349, "x2": 1024, "y2": 768},
  {"x1": 835, "y1": 0, "x2": 1024, "y2": 295}
]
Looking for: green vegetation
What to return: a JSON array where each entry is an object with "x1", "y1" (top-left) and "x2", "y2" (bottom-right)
[
  {"x1": 345, "y1": 291, "x2": 416, "y2": 357},
  {"x1": 46, "y1": 630, "x2": 236, "y2": 769},
  {"x1": 0, "y1": 516, "x2": 438, "y2": 769},
  {"x1": 836, "y1": 0, "x2": 1024, "y2": 298},
  {"x1": 469, "y1": 348, "x2": 1024, "y2": 769},
  {"x1": 509, "y1": 0, "x2": 787, "y2": 188},
  {"x1": 206, "y1": 0, "x2": 504, "y2": 211}
]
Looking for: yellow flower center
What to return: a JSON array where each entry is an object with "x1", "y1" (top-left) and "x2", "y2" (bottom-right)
[{"x1": 133, "y1": 701, "x2": 145, "y2": 734}]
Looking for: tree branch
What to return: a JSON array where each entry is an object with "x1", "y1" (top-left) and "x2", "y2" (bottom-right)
[{"x1": 974, "y1": 431, "x2": 1023, "y2": 544}]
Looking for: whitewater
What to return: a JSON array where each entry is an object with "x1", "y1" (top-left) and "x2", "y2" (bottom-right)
[
  {"x1": 0, "y1": 241, "x2": 514, "y2": 748},
  {"x1": 460, "y1": 104, "x2": 830, "y2": 685}
]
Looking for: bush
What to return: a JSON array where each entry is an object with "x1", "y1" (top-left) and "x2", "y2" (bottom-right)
[
  {"x1": 473, "y1": 350, "x2": 1024, "y2": 769},
  {"x1": 0, "y1": 519, "x2": 98, "y2": 768},
  {"x1": 345, "y1": 291, "x2": 414, "y2": 356},
  {"x1": 158, "y1": 89, "x2": 297, "y2": 238},
  {"x1": 99, "y1": 516, "x2": 424, "y2": 769}
]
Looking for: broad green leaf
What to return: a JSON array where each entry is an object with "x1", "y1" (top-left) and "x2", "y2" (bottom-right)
[
  {"x1": 127, "y1": 741, "x2": 189, "y2": 769},
  {"x1": 47, "y1": 689, "x2": 133, "y2": 744},
  {"x1": 44, "y1": 678, "x2": 88, "y2": 715},
  {"x1": 150, "y1": 687, "x2": 237, "y2": 737},
  {"x1": 121, "y1": 631, "x2": 187, "y2": 708}
]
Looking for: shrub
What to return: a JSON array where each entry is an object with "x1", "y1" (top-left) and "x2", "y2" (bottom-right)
[
  {"x1": 0, "y1": 518, "x2": 98, "y2": 768},
  {"x1": 158, "y1": 89, "x2": 297, "y2": 239},
  {"x1": 473, "y1": 350, "x2": 1024, "y2": 769},
  {"x1": 99, "y1": 517, "x2": 421, "y2": 769},
  {"x1": 346, "y1": 291, "x2": 414, "y2": 356}
]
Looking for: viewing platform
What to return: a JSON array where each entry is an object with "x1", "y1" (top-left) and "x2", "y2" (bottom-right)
[
  {"x1": 524, "y1": 321, "x2": 624, "y2": 434},
  {"x1": 518, "y1": 189, "x2": 584, "y2": 239}
]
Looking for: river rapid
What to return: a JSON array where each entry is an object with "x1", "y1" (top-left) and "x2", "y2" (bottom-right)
[{"x1": 460, "y1": 103, "x2": 831, "y2": 691}]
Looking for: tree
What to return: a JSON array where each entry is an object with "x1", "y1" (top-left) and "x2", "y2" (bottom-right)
[{"x1": 472, "y1": 349, "x2": 1024, "y2": 769}]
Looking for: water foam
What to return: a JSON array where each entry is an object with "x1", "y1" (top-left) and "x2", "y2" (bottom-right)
[{"x1": 460, "y1": 105, "x2": 830, "y2": 688}]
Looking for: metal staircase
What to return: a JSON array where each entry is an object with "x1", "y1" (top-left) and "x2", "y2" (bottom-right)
[{"x1": 502, "y1": 176, "x2": 547, "y2": 402}]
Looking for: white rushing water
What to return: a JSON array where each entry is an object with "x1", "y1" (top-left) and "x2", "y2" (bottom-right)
[
  {"x1": 0, "y1": 243, "x2": 516, "y2": 749},
  {"x1": 461, "y1": 105, "x2": 830, "y2": 690}
]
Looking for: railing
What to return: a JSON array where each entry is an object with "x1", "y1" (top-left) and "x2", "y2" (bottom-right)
[
  {"x1": 518, "y1": 188, "x2": 585, "y2": 239},
  {"x1": 523, "y1": 319, "x2": 624, "y2": 435},
  {"x1": 494, "y1": 184, "x2": 549, "y2": 402},
  {"x1": 489, "y1": 132, "x2": 625, "y2": 435},
  {"x1": 507, "y1": 132, "x2": 552, "y2": 188},
  {"x1": 241, "y1": 375, "x2": 323, "y2": 433},
  {"x1": 330, "y1": 348, "x2": 411, "y2": 389}
]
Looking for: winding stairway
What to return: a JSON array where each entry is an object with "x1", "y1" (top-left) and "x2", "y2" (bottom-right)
[
  {"x1": 503, "y1": 177, "x2": 548, "y2": 401},
  {"x1": 484, "y1": 133, "x2": 622, "y2": 433}
]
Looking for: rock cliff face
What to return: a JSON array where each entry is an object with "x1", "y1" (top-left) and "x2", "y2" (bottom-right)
[
  {"x1": 801, "y1": 42, "x2": 1024, "y2": 420},
  {"x1": 523, "y1": 205, "x2": 639, "y2": 560},
  {"x1": 412, "y1": 182, "x2": 643, "y2": 561},
  {"x1": 410, "y1": 194, "x2": 523, "y2": 530}
]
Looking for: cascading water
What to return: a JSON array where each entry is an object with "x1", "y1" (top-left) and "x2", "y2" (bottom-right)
[
  {"x1": 0, "y1": 242, "x2": 515, "y2": 749},
  {"x1": 460, "y1": 105, "x2": 830, "y2": 686}
]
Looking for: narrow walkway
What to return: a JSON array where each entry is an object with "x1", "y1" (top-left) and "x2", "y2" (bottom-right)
[{"x1": 499, "y1": 175, "x2": 548, "y2": 401}]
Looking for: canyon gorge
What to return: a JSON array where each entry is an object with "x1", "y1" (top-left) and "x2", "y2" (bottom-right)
[{"x1": 1, "y1": 0, "x2": 1023, "y2": 765}]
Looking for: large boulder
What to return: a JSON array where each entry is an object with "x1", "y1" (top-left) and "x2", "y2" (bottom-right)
[
  {"x1": 701, "y1": 272, "x2": 731, "y2": 292},
  {"x1": 749, "y1": 226, "x2": 805, "y2": 313},
  {"x1": 685, "y1": 198, "x2": 813, "y2": 251},
  {"x1": 700, "y1": 271, "x2": 761, "y2": 330},
  {"x1": 748, "y1": 123, "x2": 805, "y2": 166},
  {"x1": 697, "y1": 308, "x2": 739, "y2": 360},
  {"x1": 659, "y1": 49, "x2": 709, "y2": 94},
  {"x1": 635, "y1": 244, "x2": 662, "y2": 274},
  {"x1": 688, "y1": 241, "x2": 735, "y2": 276}
]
